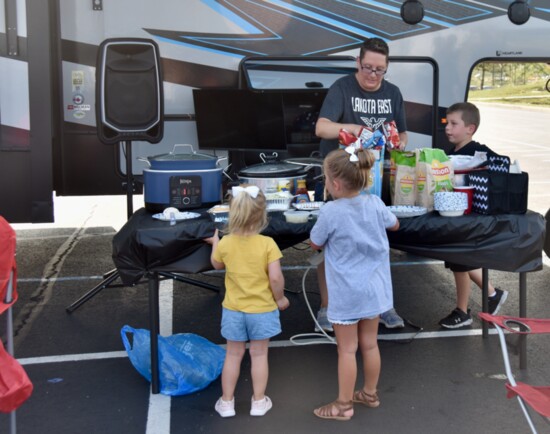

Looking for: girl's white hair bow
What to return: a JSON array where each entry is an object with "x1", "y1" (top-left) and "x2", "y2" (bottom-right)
[
  {"x1": 345, "y1": 144, "x2": 359, "y2": 162},
  {"x1": 232, "y1": 185, "x2": 260, "y2": 198}
]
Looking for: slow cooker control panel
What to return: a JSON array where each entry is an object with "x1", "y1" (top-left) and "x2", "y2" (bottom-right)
[{"x1": 170, "y1": 176, "x2": 202, "y2": 209}]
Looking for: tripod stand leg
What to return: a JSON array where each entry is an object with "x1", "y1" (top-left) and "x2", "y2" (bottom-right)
[
  {"x1": 66, "y1": 271, "x2": 121, "y2": 313},
  {"x1": 149, "y1": 272, "x2": 160, "y2": 394},
  {"x1": 158, "y1": 272, "x2": 220, "y2": 292}
]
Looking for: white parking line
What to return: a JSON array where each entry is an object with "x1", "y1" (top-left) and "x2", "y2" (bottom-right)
[
  {"x1": 17, "y1": 258, "x2": 444, "y2": 283},
  {"x1": 18, "y1": 351, "x2": 128, "y2": 365},
  {"x1": 17, "y1": 327, "x2": 497, "y2": 365},
  {"x1": 146, "y1": 279, "x2": 173, "y2": 434}
]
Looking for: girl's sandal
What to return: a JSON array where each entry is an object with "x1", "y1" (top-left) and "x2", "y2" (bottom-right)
[
  {"x1": 353, "y1": 389, "x2": 380, "y2": 408},
  {"x1": 313, "y1": 399, "x2": 354, "y2": 421}
]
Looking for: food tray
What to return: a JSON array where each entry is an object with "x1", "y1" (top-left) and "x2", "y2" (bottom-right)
[
  {"x1": 387, "y1": 205, "x2": 428, "y2": 218},
  {"x1": 292, "y1": 201, "x2": 325, "y2": 211}
]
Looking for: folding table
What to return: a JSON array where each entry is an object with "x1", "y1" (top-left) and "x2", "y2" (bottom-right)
[{"x1": 109, "y1": 208, "x2": 545, "y2": 393}]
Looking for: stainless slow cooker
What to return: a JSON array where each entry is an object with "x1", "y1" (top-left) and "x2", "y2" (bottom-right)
[{"x1": 238, "y1": 153, "x2": 310, "y2": 194}]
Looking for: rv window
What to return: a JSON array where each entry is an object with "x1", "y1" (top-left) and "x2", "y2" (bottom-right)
[
  {"x1": 467, "y1": 60, "x2": 550, "y2": 218},
  {"x1": 241, "y1": 57, "x2": 356, "y2": 90}
]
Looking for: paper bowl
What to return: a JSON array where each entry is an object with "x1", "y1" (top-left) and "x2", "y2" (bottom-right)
[
  {"x1": 439, "y1": 210, "x2": 465, "y2": 217},
  {"x1": 434, "y1": 192, "x2": 468, "y2": 212}
]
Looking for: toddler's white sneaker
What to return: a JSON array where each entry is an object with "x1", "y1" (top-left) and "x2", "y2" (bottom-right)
[
  {"x1": 250, "y1": 395, "x2": 272, "y2": 416},
  {"x1": 215, "y1": 397, "x2": 236, "y2": 418}
]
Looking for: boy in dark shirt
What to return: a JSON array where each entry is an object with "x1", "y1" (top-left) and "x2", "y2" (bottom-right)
[{"x1": 439, "y1": 102, "x2": 508, "y2": 329}]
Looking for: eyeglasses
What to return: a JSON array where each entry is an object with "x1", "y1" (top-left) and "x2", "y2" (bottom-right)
[{"x1": 360, "y1": 64, "x2": 387, "y2": 76}]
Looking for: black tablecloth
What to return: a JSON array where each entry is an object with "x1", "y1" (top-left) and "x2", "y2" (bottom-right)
[
  {"x1": 387, "y1": 210, "x2": 545, "y2": 273},
  {"x1": 112, "y1": 208, "x2": 314, "y2": 285},
  {"x1": 112, "y1": 208, "x2": 545, "y2": 286}
]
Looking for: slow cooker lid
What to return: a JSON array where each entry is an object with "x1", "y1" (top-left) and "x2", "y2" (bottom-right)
[
  {"x1": 150, "y1": 151, "x2": 215, "y2": 162},
  {"x1": 239, "y1": 161, "x2": 307, "y2": 178}
]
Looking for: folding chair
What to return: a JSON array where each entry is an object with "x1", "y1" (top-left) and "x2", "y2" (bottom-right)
[
  {"x1": 1, "y1": 216, "x2": 33, "y2": 433},
  {"x1": 479, "y1": 313, "x2": 550, "y2": 434}
]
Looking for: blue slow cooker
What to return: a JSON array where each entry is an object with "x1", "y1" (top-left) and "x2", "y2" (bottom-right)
[{"x1": 143, "y1": 167, "x2": 223, "y2": 213}]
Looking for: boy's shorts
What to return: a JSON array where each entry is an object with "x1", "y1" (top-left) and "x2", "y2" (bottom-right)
[
  {"x1": 221, "y1": 307, "x2": 281, "y2": 342},
  {"x1": 444, "y1": 261, "x2": 476, "y2": 272}
]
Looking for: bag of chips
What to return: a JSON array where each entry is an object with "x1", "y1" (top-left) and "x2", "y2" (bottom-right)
[
  {"x1": 390, "y1": 150, "x2": 416, "y2": 205},
  {"x1": 415, "y1": 148, "x2": 454, "y2": 211}
]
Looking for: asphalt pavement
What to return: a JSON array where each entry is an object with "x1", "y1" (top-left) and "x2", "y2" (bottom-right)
[{"x1": 2, "y1": 192, "x2": 549, "y2": 434}]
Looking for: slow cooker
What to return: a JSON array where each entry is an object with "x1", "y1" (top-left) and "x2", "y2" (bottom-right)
[
  {"x1": 141, "y1": 145, "x2": 224, "y2": 212},
  {"x1": 237, "y1": 153, "x2": 312, "y2": 194},
  {"x1": 143, "y1": 167, "x2": 223, "y2": 213}
]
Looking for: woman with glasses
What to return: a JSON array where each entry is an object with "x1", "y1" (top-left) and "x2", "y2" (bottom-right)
[
  {"x1": 313, "y1": 38, "x2": 408, "y2": 332},
  {"x1": 316, "y1": 37, "x2": 408, "y2": 156}
]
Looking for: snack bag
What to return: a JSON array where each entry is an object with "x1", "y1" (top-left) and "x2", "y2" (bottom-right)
[
  {"x1": 383, "y1": 121, "x2": 400, "y2": 150},
  {"x1": 415, "y1": 148, "x2": 454, "y2": 210},
  {"x1": 365, "y1": 148, "x2": 384, "y2": 197},
  {"x1": 391, "y1": 150, "x2": 416, "y2": 205},
  {"x1": 338, "y1": 129, "x2": 359, "y2": 147},
  {"x1": 339, "y1": 128, "x2": 385, "y2": 198}
]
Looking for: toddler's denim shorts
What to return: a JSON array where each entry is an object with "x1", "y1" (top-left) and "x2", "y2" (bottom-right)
[{"x1": 221, "y1": 307, "x2": 281, "y2": 341}]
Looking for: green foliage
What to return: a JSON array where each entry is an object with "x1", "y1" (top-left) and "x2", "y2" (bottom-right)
[{"x1": 468, "y1": 62, "x2": 550, "y2": 107}]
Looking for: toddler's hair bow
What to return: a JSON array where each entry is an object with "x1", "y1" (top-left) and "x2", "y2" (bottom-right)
[
  {"x1": 345, "y1": 144, "x2": 359, "y2": 162},
  {"x1": 232, "y1": 185, "x2": 260, "y2": 198}
]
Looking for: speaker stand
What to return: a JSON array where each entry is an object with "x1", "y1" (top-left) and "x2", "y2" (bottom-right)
[{"x1": 123, "y1": 140, "x2": 134, "y2": 219}]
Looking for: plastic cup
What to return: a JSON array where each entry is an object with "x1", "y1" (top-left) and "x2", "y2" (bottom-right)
[{"x1": 453, "y1": 186, "x2": 474, "y2": 214}]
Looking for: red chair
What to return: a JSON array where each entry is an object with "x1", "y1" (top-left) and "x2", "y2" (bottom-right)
[
  {"x1": 1, "y1": 216, "x2": 33, "y2": 433},
  {"x1": 479, "y1": 313, "x2": 550, "y2": 434}
]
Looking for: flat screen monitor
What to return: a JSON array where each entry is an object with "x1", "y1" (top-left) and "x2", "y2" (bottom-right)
[
  {"x1": 281, "y1": 91, "x2": 326, "y2": 155},
  {"x1": 193, "y1": 88, "x2": 286, "y2": 152},
  {"x1": 192, "y1": 88, "x2": 327, "y2": 153}
]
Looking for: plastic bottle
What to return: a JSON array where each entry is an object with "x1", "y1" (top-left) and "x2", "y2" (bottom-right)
[{"x1": 295, "y1": 179, "x2": 310, "y2": 203}]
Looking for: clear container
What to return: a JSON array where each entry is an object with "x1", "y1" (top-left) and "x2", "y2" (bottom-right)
[{"x1": 283, "y1": 210, "x2": 310, "y2": 223}]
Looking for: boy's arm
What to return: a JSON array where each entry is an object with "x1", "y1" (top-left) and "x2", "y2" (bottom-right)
[{"x1": 268, "y1": 259, "x2": 289, "y2": 311}]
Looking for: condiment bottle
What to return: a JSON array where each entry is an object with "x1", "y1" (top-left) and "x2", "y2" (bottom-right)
[{"x1": 295, "y1": 179, "x2": 310, "y2": 203}]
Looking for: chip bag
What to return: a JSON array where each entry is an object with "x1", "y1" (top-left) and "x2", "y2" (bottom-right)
[
  {"x1": 415, "y1": 148, "x2": 454, "y2": 210},
  {"x1": 391, "y1": 150, "x2": 416, "y2": 205}
]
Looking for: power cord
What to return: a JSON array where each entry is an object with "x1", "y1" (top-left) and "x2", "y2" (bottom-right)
[
  {"x1": 290, "y1": 255, "x2": 336, "y2": 346},
  {"x1": 289, "y1": 251, "x2": 423, "y2": 346}
]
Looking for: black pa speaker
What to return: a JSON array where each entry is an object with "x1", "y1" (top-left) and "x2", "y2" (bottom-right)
[{"x1": 96, "y1": 38, "x2": 164, "y2": 144}]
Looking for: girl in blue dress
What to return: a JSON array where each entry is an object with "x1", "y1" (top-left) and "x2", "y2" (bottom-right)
[{"x1": 310, "y1": 147, "x2": 399, "y2": 420}]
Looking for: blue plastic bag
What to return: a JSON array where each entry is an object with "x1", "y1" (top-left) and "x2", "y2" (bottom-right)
[{"x1": 121, "y1": 325, "x2": 225, "y2": 396}]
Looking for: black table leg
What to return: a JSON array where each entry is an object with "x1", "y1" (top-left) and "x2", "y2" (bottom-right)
[
  {"x1": 481, "y1": 268, "x2": 489, "y2": 338},
  {"x1": 148, "y1": 272, "x2": 160, "y2": 394},
  {"x1": 519, "y1": 272, "x2": 527, "y2": 370}
]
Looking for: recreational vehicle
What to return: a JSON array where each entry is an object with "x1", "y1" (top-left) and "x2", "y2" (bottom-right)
[{"x1": 1, "y1": 0, "x2": 549, "y2": 222}]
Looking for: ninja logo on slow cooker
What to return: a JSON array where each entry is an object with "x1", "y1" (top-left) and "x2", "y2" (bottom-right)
[{"x1": 179, "y1": 179, "x2": 193, "y2": 185}]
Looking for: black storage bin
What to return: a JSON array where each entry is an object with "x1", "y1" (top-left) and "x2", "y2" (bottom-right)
[{"x1": 469, "y1": 170, "x2": 528, "y2": 215}]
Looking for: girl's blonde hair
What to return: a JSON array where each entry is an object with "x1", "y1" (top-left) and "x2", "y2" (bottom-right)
[
  {"x1": 324, "y1": 148, "x2": 375, "y2": 192},
  {"x1": 227, "y1": 184, "x2": 268, "y2": 234}
]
